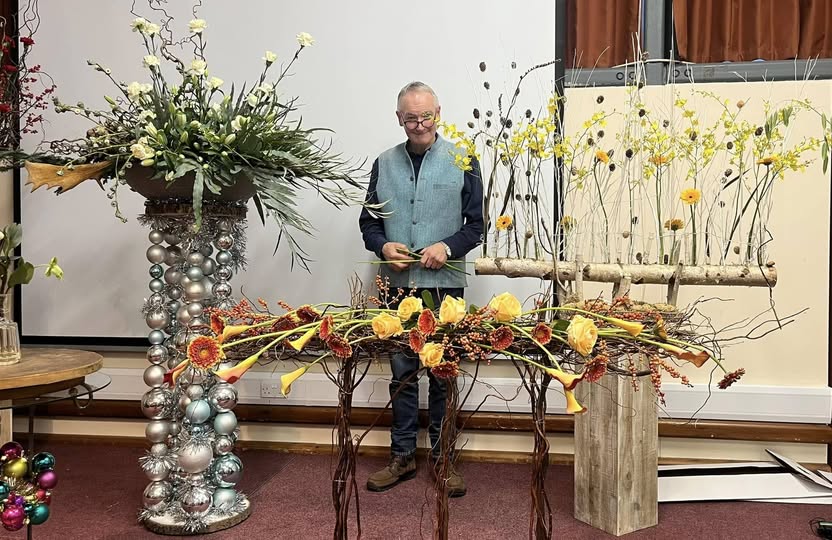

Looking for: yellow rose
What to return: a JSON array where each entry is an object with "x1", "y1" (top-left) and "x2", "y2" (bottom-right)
[
  {"x1": 488, "y1": 292, "x2": 522, "y2": 322},
  {"x1": 371, "y1": 312, "x2": 404, "y2": 339},
  {"x1": 397, "y1": 297, "x2": 423, "y2": 321},
  {"x1": 419, "y1": 342, "x2": 444, "y2": 368},
  {"x1": 567, "y1": 315, "x2": 598, "y2": 356},
  {"x1": 438, "y1": 296, "x2": 466, "y2": 325}
]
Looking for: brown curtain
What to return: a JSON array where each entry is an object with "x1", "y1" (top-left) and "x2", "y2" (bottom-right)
[
  {"x1": 567, "y1": 0, "x2": 641, "y2": 68},
  {"x1": 674, "y1": 0, "x2": 832, "y2": 63}
]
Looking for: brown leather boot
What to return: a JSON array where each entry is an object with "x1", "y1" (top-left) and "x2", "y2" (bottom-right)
[
  {"x1": 366, "y1": 455, "x2": 417, "y2": 492},
  {"x1": 431, "y1": 458, "x2": 467, "y2": 498}
]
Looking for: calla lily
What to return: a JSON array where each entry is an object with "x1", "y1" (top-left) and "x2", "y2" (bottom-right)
[
  {"x1": 214, "y1": 354, "x2": 260, "y2": 384},
  {"x1": 656, "y1": 342, "x2": 710, "y2": 367},
  {"x1": 288, "y1": 327, "x2": 316, "y2": 351},
  {"x1": 607, "y1": 317, "x2": 643, "y2": 337},
  {"x1": 280, "y1": 365, "x2": 309, "y2": 396},
  {"x1": 163, "y1": 358, "x2": 189, "y2": 386},
  {"x1": 565, "y1": 390, "x2": 587, "y2": 414},
  {"x1": 545, "y1": 367, "x2": 585, "y2": 390},
  {"x1": 218, "y1": 324, "x2": 252, "y2": 344}
]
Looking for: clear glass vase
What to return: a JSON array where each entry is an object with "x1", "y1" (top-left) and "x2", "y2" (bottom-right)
[{"x1": 0, "y1": 293, "x2": 21, "y2": 366}]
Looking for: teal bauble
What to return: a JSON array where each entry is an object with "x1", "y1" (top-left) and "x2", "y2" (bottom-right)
[
  {"x1": 0, "y1": 481, "x2": 9, "y2": 499},
  {"x1": 30, "y1": 452, "x2": 55, "y2": 474},
  {"x1": 29, "y1": 504, "x2": 50, "y2": 525}
]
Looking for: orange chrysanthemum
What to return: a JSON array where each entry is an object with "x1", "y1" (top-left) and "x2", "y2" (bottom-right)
[
  {"x1": 327, "y1": 335, "x2": 353, "y2": 359},
  {"x1": 489, "y1": 326, "x2": 514, "y2": 350},
  {"x1": 319, "y1": 315, "x2": 334, "y2": 341},
  {"x1": 409, "y1": 328, "x2": 426, "y2": 353},
  {"x1": 296, "y1": 305, "x2": 321, "y2": 323},
  {"x1": 418, "y1": 309, "x2": 437, "y2": 336},
  {"x1": 531, "y1": 322, "x2": 552, "y2": 345},
  {"x1": 187, "y1": 335, "x2": 225, "y2": 370},
  {"x1": 431, "y1": 361, "x2": 460, "y2": 379}
]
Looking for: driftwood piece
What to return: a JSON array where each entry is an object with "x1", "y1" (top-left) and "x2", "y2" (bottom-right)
[{"x1": 474, "y1": 257, "x2": 777, "y2": 287}]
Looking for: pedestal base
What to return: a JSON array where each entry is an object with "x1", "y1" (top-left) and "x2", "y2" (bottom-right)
[
  {"x1": 141, "y1": 498, "x2": 252, "y2": 536},
  {"x1": 573, "y1": 375, "x2": 658, "y2": 536}
]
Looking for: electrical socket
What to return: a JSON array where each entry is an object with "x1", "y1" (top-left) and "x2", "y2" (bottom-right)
[{"x1": 260, "y1": 380, "x2": 287, "y2": 398}]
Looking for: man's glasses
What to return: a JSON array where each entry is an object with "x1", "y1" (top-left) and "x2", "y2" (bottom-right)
[{"x1": 402, "y1": 114, "x2": 436, "y2": 130}]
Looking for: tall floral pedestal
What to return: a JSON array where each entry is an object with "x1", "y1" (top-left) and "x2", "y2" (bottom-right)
[
  {"x1": 573, "y1": 374, "x2": 658, "y2": 536},
  {"x1": 136, "y1": 199, "x2": 251, "y2": 535}
]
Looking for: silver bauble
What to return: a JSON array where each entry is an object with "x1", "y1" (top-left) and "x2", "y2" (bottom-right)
[
  {"x1": 142, "y1": 480, "x2": 172, "y2": 511},
  {"x1": 165, "y1": 245, "x2": 184, "y2": 266},
  {"x1": 178, "y1": 394, "x2": 192, "y2": 413},
  {"x1": 185, "y1": 384, "x2": 205, "y2": 400},
  {"x1": 200, "y1": 258, "x2": 215, "y2": 276},
  {"x1": 215, "y1": 233, "x2": 234, "y2": 250},
  {"x1": 146, "y1": 344, "x2": 168, "y2": 365},
  {"x1": 164, "y1": 267, "x2": 183, "y2": 285},
  {"x1": 185, "y1": 266, "x2": 204, "y2": 282},
  {"x1": 215, "y1": 250, "x2": 232, "y2": 265},
  {"x1": 217, "y1": 219, "x2": 232, "y2": 232},
  {"x1": 213, "y1": 411, "x2": 238, "y2": 435},
  {"x1": 178, "y1": 442, "x2": 213, "y2": 473},
  {"x1": 185, "y1": 399, "x2": 212, "y2": 424},
  {"x1": 150, "y1": 443, "x2": 168, "y2": 457},
  {"x1": 148, "y1": 230, "x2": 165, "y2": 245},
  {"x1": 169, "y1": 420, "x2": 182, "y2": 437},
  {"x1": 176, "y1": 305, "x2": 193, "y2": 325},
  {"x1": 143, "y1": 364, "x2": 167, "y2": 387},
  {"x1": 143, "y1": 458, "x2": 169, "y2": 482},
  {"x1": 212, "y1": 487, "x2": 238, "y2": 509},
  {"x1": 146, "y1": 245, "x2": 167, "y2": 264},
  {"x1": 183, "y1": 280, "x2": 207, "y2": 302},
  {"x1": 149, "y1": 279, "x2": 165, "y2": 293},
  {"x1": 148, "y1": 331, "x2": 165, "y2": 345},
  {"x1": 145, "y1": 420, "x2": 171, "y2": 443},
  {"x1": 214, "y1": 265, "x2": 233, "y2": 281},
  {"x1": 199, "y1": 244, "x2": 214, "y2": 257},
  {"x1": 166, "y1": 299, "x2": 182, "y2": 313},
  {"x1": 214, "y1": 435, "x2": 234, "y2": 455},
  {"x1": 210, "y1": 454, "x2": 243, "y2": 487},
  {"x1": 145, "y1": 308, "x2": 169, "y2": 330},
  {"x1": 186, "y1": 472, "x2": 207, "y2": 486},
  {"x1": 212, "y1": 282, "x2": 233, "y2": 298},
  {"x1": 215, "y1": 299, "x2": 235, "y2": 311},
  {"x1": 168, "y1": 286, "x2": 183, "y2": 300},
  {"x1": 189, "y1": 315, "x2": 208, "y2": 329},
  {"x1": 186, "y1": 251, "x2": 205, "y2": 266},
  {"x1": 181, "y1": 485, "x2": 212, "y2": 516},
  {"x1": 173, "y1": 329, "x2": 191, "y2": 348},
  {"x1": 186, "y1": 302, "x2": 204, "y2": 318},
  {"x1": 148, "y1": 292, "x2": 165, "y2": 307},
  {"x1": 149, "y1": 264, "x2": 164, "y2": 279},
  {"x1": 231, "y1": 427, "x2": 241, "y2": 442},
  {"x1": 163, "y1": 232, "x2": 181, "y2": 246},
  {"x1": 168, "y1": 356, "x2": 182, "y2": 370},
  {"x1": 141, "y1": 388, "x2": 171, "y2": 420},
  {"x1": 208, "y1": 383, "x2": 238, "y2": 413}
]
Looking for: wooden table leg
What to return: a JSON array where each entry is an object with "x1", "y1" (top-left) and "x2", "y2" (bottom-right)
[{"x1": 0, "y1": 401, "x2": 12, "y2": 444}]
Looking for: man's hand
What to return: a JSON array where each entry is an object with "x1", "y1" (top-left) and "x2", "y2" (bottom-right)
[
  {"x1": 419, "y1": 242, "x2": 448, "y2": 270},
  {"x1": 381, "y1": 242, "x2": 411, "y2": 272}
]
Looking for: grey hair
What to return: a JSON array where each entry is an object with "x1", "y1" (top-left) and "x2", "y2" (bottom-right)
[{"x1": 396, "y1": 81, "x2": 439, "y2": 110}]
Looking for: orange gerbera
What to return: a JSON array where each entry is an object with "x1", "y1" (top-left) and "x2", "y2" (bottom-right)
[
  {"x1": 210, "y1": 313, "x2": 225, "y2": 335},
  {"x1": 319, "y1": 315, "x2": 334, "y2": 341},
  {"x1": 488, "y1": 326, "x2": 514, "y2": 350},
  {"x1": 595, "y1": 149, "x2": 610, "y2": 164},
  {"x1": 296, "y1": 305, "x2": 321, "y2": 323},
  {"x1": 583, "y1": 354, "x2": 608, "y2": 383},
  {"x1": 327, "y1": 335, "x2": 353, "y2": 359},
  {"x1": 187, "y1": 335, "x2": 225, "y2": 370},
  {"x1": 417, "y1": 309, "x2": 437, "y2": 336},
  {"x1": 495, "y1": 215, "x2": 513, "y2": 231},
  {"x1": 431, "y1": 361, "x2": 460, "y2": 379},
  {"x1": 409, "y1": 328, "x2": 426, "y2": 353},
  {"x1": 531, "y1": 322, "x2": 552, "y2": 345},
  {"x1": 680, "y1": 188, "x2": 702, "y2": 205}
]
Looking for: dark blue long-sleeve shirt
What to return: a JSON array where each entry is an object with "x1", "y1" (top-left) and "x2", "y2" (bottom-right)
[{"x1": 359, "y1": 146, "x2": 484, "y2": 260}]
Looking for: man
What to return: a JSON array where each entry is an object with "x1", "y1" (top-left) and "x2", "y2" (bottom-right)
[{"x1": 359, "y1": 81, "x2": 483, "y2": 497}]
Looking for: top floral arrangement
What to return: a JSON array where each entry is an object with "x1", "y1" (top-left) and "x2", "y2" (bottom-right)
[
  {"x1": 441, "y1": 61, "x2": 832, "y2": 269},
  {"x1": 21, "y1": 15, "x2": 372, "y2": 270}
]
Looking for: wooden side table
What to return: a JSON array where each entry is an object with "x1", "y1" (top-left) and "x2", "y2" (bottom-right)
[{"x1": 0, "y1": 348, "x2": 105, "y2": 446}]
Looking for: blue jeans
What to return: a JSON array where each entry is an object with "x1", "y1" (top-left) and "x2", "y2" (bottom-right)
[{"x1": 389, "y1": 287, "x2": 463, "y2": 458}]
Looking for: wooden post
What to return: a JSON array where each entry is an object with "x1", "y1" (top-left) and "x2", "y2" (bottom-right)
[
  {"x1": 574, "y1": 374, "x2": 658, "y2": 536},
  {"x1": 0, "y1": 404, "x2": 11, "y2": 444}
]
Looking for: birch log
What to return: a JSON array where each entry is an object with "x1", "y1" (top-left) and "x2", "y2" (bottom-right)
[{"x1": 474, "y1": 258, "x2": 777, "y2": 287}]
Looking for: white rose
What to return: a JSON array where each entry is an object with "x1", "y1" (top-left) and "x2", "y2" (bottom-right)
[
  {"x1": 188, "y1": 59, "x2": 207, "y2": 76},
  {"x1": 188, "y1": 19, "x2": 207, "y2": 34},
  {"x1": 209, "y1": 76, "x2": 224, "y2": 89},
  {"x1": 296, "y1": 32, "x2": 314, "y2": 47},
  {"x1": 263, "y1": 50, "x2": 277, "y2": 64},
  {"x1": 142, "y1": 55, "x2": 160, "y2": 68}
]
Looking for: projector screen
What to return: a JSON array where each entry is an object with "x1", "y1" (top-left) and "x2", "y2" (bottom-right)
[{"x1": 19, "y1": 0, "x2": 557, "y2": 339}]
